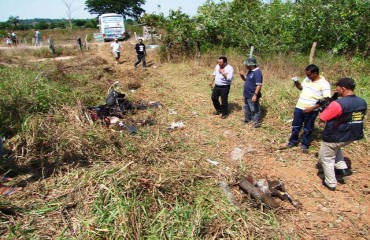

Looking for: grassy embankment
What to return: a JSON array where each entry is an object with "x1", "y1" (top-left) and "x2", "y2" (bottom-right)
[{"x1": 0, "y1": 45, "x2": 369, "y2": 239}]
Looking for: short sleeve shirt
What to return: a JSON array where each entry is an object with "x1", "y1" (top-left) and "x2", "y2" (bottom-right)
[
  {"x1": 110, "y1": 42, "x2": 121, "y2": 52},
  {"x1": 243, "y1": 67, "x2": 263, "y2": 98},
  {"x1": 135, "y1": 43, "x2": 146, "y2": 55},
  {"x1": 212, "y1": 64, "x2": 234, "y2": 86},
  {"x1": 296, "y1": 76, "x2": 331, "y2": 110}
]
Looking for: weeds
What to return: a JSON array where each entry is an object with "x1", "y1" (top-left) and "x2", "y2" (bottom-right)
[{"x1": 0, "y1": 45, "x2": 369, "y2": 239}]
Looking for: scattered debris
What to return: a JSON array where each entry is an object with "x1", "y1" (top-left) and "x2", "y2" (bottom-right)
[
  {"x1": 169, "y1": 121, "x2": 185, "y2": 130},
  {"x1": 245, "y1": 144, "x2": 255, "y2": 153},
  {"x1": 86, "y1": 82, "x2": 162, "y2": 132},
  {"x1": 237, "y1": 175, "x2": 300, "y2": 209},
  {"x1": 207, "y1": 159, "x2": 219, "y2": 165},
  {"x1": 168, "y1": 108, "x2": 177, "y2": 115},
  {"x1": 219, "y1": 181, "x2": 234, "y2": 203},
  {"x1": 238, "y1": 176, "x2": 280, "y2": 209},
  {"x1": 230, "y1": 147, "x2": 245, "y2": 161}
]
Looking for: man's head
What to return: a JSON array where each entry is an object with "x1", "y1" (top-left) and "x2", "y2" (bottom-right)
[
  {"x1": 335, "y1": 77, "x2": 356, "y2": 96},
  {"x1": 114, "y1": 38, "x2": 118, "y2": 42},
  {"x1": 305, "y1": 64, "x2": 320, "y2": 80},
  {"x1": 138, "y1": 37, "x2": 143, "y2": 42},
  {"x1": 243, "y1": 57, "x2": 257, "y2": 70},
  {"x1": 217, "y1": 56, "x2": 227, "y2": 68}
]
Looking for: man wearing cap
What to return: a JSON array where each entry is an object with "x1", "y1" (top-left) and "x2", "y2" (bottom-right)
[
  {"x1": 209, "y1": 56, "x2": 234, "y2": 119},
  {"x1": 319, "y1": 77, "x2": 367, "y2": 191},
  {"x1": 134, "y1": 37, "x2": 147, "y2": 68},
  {"x1": 110, "y1": 38, "x2": 122, "y2": 64},
  {"x1": 286, "y1": 64, "x2": 331, "y2": 153},
  {"x1": 239, "y1": 57, "x2": 263, "y2": 127}
]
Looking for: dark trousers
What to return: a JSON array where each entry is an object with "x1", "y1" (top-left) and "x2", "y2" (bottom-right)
[
  {"x1": 211, "y1": 85, "x2": 230, "y2": 115},
  {"x1": 134, "y1": 54, "x2": 146, "y2": 67},
  {"x1": 289, "y1": 107, "x2": 319, "y2": 148}
]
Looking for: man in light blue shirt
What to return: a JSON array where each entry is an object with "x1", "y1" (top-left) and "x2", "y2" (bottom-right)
[{"x1": 209, "y1": 56, "x2": 234, "y2": 119}]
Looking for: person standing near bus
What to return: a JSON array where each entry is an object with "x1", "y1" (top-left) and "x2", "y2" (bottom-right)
[
  {"x1": 110, "y1": 39, "x2": 122, "y2": 64},
  {"x1": 134, "y1": 37, "x2": 147, "y2": 68}
]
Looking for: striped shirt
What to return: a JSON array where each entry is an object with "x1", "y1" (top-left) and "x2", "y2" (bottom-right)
[{"x1": 296, "y1": 76, "x2": 331, "y2": 110}]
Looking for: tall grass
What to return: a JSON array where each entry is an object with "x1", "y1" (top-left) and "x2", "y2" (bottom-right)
[{"x1": 0, "y1": 45, "x2": 368, "y2": 239}]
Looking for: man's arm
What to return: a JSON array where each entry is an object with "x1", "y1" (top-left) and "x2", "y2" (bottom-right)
[
  {"x1": 294, "y1": 81, "x2": 303, "y2": 90},
  {"x1": 239, "y1": 70, "x2": 246, "y2": 81},
  {"x1": 209, "y1": 75, "x2": 215, "y2": 88},
  {"x1": 320, "y1": 101, "x2": 343, "y2": 121},
  {"x1": 255, "y1": 85, "x2": 262, "y2": 95}
]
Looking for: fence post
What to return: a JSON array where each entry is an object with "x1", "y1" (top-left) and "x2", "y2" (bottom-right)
[
  {"x1": 48, "y1": 37, "x2": 55, "y2": 54},
  {"x1": 249, "y1": 46, "x2": 254, "y2": 58},
  {"x1": 196, "y1": 41, "x2": 201, "y2": 66},
  {"x1": 309, "y1": 42, "x2": 317, "y2": 64},
  {"x1": 77, "y1": 37, "x2": 82, "y2": 50},
  {"x1": 85, "y1": 35, "x2": 89, "y2": 50}
]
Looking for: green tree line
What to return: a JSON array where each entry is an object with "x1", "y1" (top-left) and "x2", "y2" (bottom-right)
[
  {"x1": 142, "y1": 0, "x2": 370, "y2": 56},
  {"x1": 0, "y1": 17, "x2": 98, "y2": 31}
]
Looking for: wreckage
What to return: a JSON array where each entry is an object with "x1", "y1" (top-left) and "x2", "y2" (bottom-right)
[{"x1": 87, "y1": 82, "x2": 161, "y2": 133}]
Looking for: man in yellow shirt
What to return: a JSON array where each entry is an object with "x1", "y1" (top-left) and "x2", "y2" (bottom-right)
[{"x1": 286, "y1": 64, "x2": 331, "y2": 153}]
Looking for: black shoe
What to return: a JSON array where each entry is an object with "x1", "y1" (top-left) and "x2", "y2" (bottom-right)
[
  {"x1": 335, "y1": 168, "x2": 352, "y2": 176},
  {"x1": 252, "y1": 122, "x2": 261, "y2": 128},
  {"x1": 336, "y1": 177, "x2": 346, "y2": 184},
  {"x1": 278, "y1": 143, "x2": 297, "y2": 150},
  {"x1": 220, "y1": 114, "x2": 228, "y2": 119},
  {"x1": 301, "y1": 147, "x2": 309, "y2": 154},
  {"x1": 322, "y1": 181, "x2": 336, "y2": 191},
  {"x1": 213, "y1": 111, "x2": 221, "y2": 115}
]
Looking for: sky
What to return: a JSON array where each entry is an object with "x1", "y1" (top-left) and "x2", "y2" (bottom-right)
[{"x1": 0, "y1": 0, "x2": 225, "y2": 21}]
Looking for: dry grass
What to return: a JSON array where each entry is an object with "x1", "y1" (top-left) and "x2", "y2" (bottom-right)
[{"x1": 0, "y1": 43, "x2": 369, "y2": 239}]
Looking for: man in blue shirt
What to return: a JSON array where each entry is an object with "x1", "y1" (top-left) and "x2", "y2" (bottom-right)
[
  {"x1": 209, "y1": 56, "x2": 234, "y2": 119},
  {"x1": 239, "y1": 57, "x2": 263, "y2": 127}
]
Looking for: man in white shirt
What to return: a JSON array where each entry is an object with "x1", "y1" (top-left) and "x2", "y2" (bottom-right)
[
  {"x1": 209, "y1": 56, "x2": 234, "y2": 119},
  {"x1": 110, "y1": 39, "x2": 122, "y2": 64}
]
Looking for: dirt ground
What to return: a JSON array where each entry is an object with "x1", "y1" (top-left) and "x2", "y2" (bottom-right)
[
  {"x1": 93, "y1": 41, "x2": 369, "y2": 239},
  {"x1": 2, "y1": 40, "x2": 369, "y2": 239}
]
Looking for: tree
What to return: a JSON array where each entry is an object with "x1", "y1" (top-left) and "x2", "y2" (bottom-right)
[
  {"x1": 63, "y1": 0, "x2": 77, "y2": 29},
  {"x1": 8, "y1": 16, "x2": 20, "y2": 28},
  {"x1": 85, "y1": 0, "x2": 146, "y2": 20}
]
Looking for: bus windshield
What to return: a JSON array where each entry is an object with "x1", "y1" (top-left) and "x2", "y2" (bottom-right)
[{"x1": 102, "y1": 16, "x2": 123, "y2": 24}]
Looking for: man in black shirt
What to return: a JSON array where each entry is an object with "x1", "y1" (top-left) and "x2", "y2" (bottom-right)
[{"x1": 134, "y1": 37, "x2": 147, "y2": 68}]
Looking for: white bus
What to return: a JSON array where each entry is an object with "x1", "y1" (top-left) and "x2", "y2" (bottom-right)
[{"x1": 98, "y1": 13, "x2": 127, "y2": 41}]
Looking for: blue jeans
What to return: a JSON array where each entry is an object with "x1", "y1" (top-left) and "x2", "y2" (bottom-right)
[
  {"x1": 289, "y1": 107, "x2": 318, "y2": 148},
  {"x1": 244, "y1": 98, "x2": 260, "y2": 124}
]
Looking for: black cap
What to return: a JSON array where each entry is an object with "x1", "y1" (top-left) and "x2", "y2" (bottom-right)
[{"x1": 336, "y1": 77, "x2": 356, "y2": 90}]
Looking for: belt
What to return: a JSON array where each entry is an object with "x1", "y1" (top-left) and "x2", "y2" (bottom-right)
[{"x1": 215, "y1": 85, "x2": 230, "y2": 88}]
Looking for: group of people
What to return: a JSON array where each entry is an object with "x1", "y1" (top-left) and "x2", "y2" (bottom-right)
[
  {"x1": 210, "y1": 56, "x2": 263, "y2": 126},
  {"x1": 4, "y1": 30, "x2": 41, "y2": 47},
  {"x1": 5, "y1": 31, "x2": 17, "y2": 47},
  {"x1": 210, "y1": 56, "x2": 367, "y2": 191},
  {"x1": 110, "y1": 37, "x2": 147, "y2": 67}
]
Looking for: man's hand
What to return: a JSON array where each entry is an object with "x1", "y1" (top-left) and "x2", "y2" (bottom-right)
[
  {"x1": 219, "y1": 69, "x2": 227, "y2": 76},
  {"x1": 252, "y1": 94, "x2": 257, "y2": 102},
  {"x1": 303, "y1": 106, "x2": 316, "y2": 113}
]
